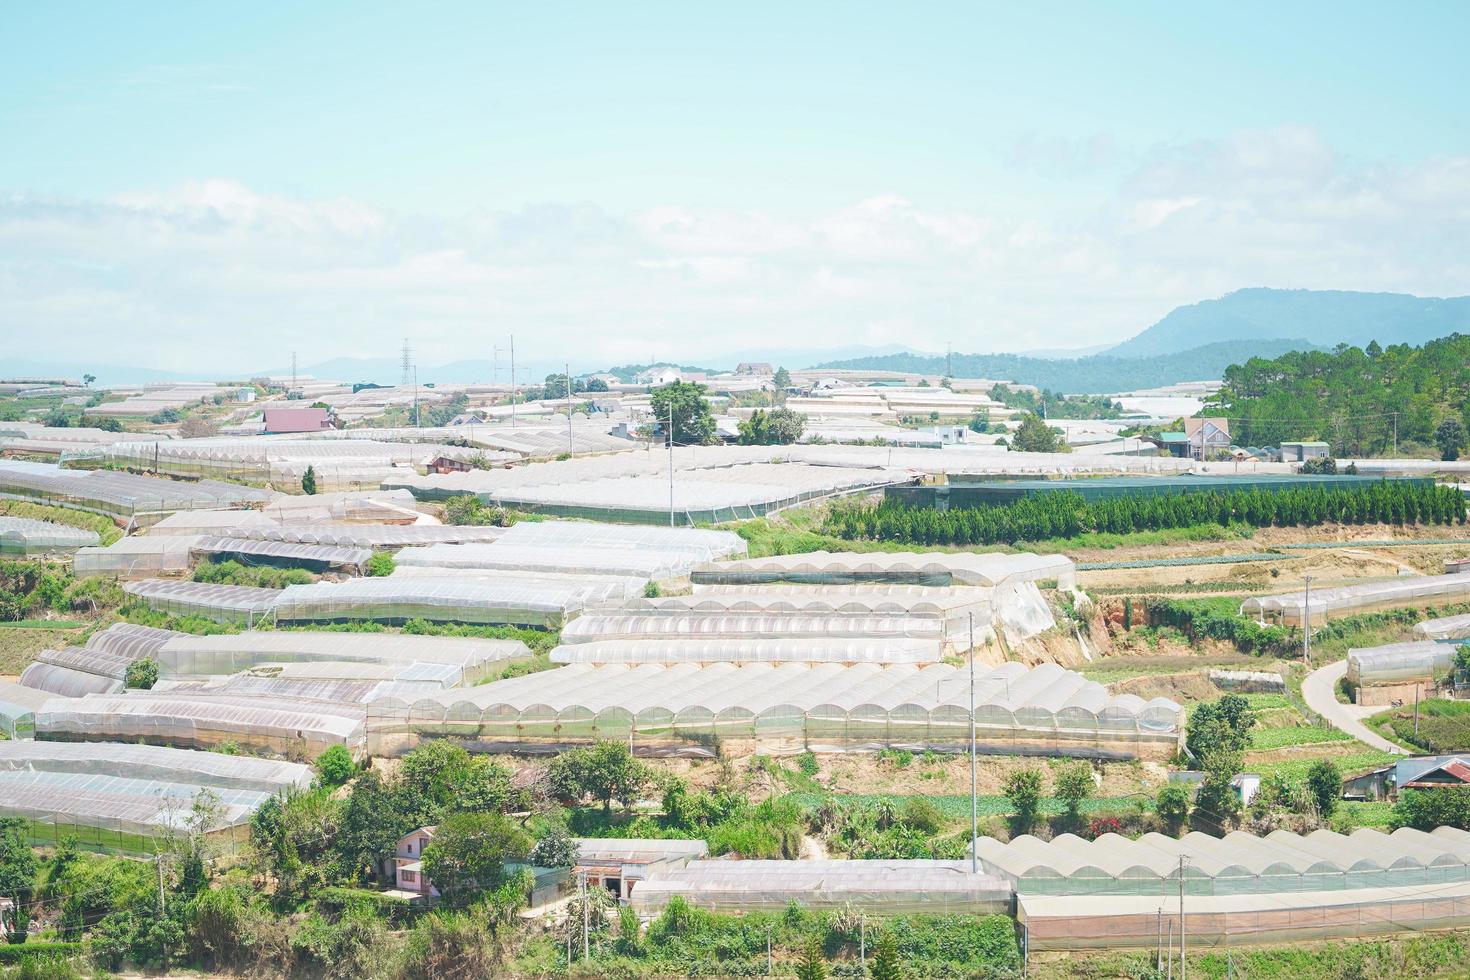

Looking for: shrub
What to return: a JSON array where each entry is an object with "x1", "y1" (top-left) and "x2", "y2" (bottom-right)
[
  {"x1": 124, "y1": 658, "x2": 158, "y2": 690},
  {"x1": 1002, "y1": 767, "x2": 1043, "y2": 833},
  {"x1": 315, "y1": 745, "x2": 356, "y2": 787},
  {"x1": 364, "y1": 552, "x2": 395, "y2": 577}
]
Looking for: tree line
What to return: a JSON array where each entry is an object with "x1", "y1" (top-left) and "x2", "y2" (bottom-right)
[{"x1": 825, "y1": 481, "x2": 1467, "y2": 546}]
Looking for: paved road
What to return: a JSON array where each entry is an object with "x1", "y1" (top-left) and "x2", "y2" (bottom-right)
[{"x1": 1301, "y1": 659, "x2": 1409, "y2": 755}]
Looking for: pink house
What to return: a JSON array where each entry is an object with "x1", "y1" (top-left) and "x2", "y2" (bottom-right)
[
  {"x1": 394, "y1": 826, "x2": 438, "y2": 897},
  {"x1": 263, "y1": 407, "x2": 333, "y2": 434}
]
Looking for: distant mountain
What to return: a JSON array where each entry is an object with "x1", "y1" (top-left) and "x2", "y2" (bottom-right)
[
  {"x1": 1109, "y1": 287, "x2": 1470, "y2": 358},
  {"x1": 814, "y1": 338, "x2": 1314, "y2": 395}
]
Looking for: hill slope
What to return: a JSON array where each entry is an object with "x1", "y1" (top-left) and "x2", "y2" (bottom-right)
[
  {"x1": 815, "y1": 339, "x2": 1312, "y2": 394},
  {"x1": 1109, "y1": 288, "x2": 1470, "y2": 358}
]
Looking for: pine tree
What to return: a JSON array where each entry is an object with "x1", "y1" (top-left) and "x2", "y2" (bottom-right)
[
  {"x1": 794, "y1": 936, "x2": 828, "y2": 980},
  {"x1": 301, "y1": 465, "x2": 317, "y2": 495},
  {"x1": 868, "y1": 930, "x2": 903, "y2": 980}
]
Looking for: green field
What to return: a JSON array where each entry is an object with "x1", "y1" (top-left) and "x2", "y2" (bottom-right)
[{"x1": 1368, "y1": 698, "x2": 1470, "y2": 754}]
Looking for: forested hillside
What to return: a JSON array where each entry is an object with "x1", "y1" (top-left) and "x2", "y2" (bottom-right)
[
  {"x1": 815, "y1": 339, "x2": 1309, "y2": 394},
  {"x1": 1211, "y1": 335, "x2": 1470, "y2": 456}
]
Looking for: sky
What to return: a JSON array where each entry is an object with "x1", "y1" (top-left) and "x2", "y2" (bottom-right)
[{"x1": 2, "y1": 1, "x2": 1469, "y2": 376}]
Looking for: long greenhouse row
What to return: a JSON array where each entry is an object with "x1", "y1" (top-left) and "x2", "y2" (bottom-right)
[{"x1": 1242, "y1": 572, "x2": 1470, "y2": 626}]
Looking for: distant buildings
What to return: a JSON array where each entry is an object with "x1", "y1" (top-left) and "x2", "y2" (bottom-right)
[
  {"x1": 1281, "y1": 440, "x2": 1331, "y2": 462},
  {"x1": 262, "y1": 407, "x2": 332, "y2": 434},
  {"x1": 735, "y1": 362, "x2": 773, "y2": 376},
  {"x1": 1184, "y1": 417, "x2": 1231, "y2": 460}
]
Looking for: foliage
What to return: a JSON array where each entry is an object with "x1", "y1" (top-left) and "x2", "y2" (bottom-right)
[
  {"x1": 442, "y1": 494, "x2": 514, "y2": 527},
  {"x1": 773, "y1": 366, "x2": 791, "y2": 388},
  {"x1": 420, "y1": 812, "x2": 531, "y2": 907},
  {"x1": 1212, "y1": 336, "x2": 1470, "y2": 456},
  {"x1": 123, "y1": 657, "x2": 158, "y2": 690},
  {"x1": 315, "y1": 745, "x2": 357, "y2": 787},
  {"x1": 301, "y1": 465, "x2": 317, "y2": 495},
  {"x1": 1002, "y1": 767, "x2": 1043, "y2": 834},
  {"x1": 1011, "y1": 412, "x2": 1063, "y2": 453},
  {"x1": 546, "y1": 740, "x2": 653, "y2": 814},
  {"x1": 737, "y1": 407, "x2": 807, "y2": 445},
  {"x1": 0, "y1": 818, "x2": 38, "y2": 943},
  {"x1": 193, "y1": 559, "x2": 312, "y2": 590},
  {"x1": 365, "y1": 551, "x2": 395, "y2": 577},
  {"x1": 1155, "y1": 784, "x2": 1190, "y2": 835},
  {"x1": 990, "y1": 384, "x2": 1123, "y2": 420},
  {"x1": 1187, "y1": 695, "x2": 1256, "y2": 759},
  {"x1": 825, "y1": 480, "x2": 1465, "y2": 548},
  {"x1": 1393, "y1": 787, "x2": 1470, "y2": 832},
  {"x1": 650, "y1": 380, "x2": 717, "y2": 446},
  {"x1": 1306, "y1": 760, "x2": 1342, "y2": 818},
  {"x1": 1053, "y1": 761, "x2": 1094, "y2": 821},
  {"x1": 1373, "y1": 697, "x2": 1470, "y2": 753},
  {"x1": 1437, "y1": 418, "x2": 1467, "y2": 461},
  {"x1": 794, "y1": 935, "x2": 827, "y2": 980},
  {"x1": 528, "y1": 825, "x2": 579, "y2": 868}
]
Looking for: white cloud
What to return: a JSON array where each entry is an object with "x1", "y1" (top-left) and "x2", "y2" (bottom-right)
[{"x1": 2, "y1": 128, "x2": 1469, "y2": 373}]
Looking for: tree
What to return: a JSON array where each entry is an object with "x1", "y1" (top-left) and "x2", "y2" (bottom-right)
[
  {"x1": 1053, "y1": 762, "x2": 1094, "y2": 824},
  {"x1": 82, "y1": 374, "x2": 96, "y2": 387},
  {"x1": 868, "y1": 929, "x2": 903, "y2": 980},
  {"x1": 542, "y1": 373, "x2": 575, "y2": 400},
  {"x1": 94, "y1": 416, "x2": 123, "y2": 432},
  {"x1": 421, "y1": 812, "x2": 530, "y2": 907},
  {"x1": 773, "y1": 366, "x2": 792, "y2": 389},
  {"x1": 967, "y1": 408, "x2": 990, "y2": 434},
  {"x1": 1437, "y1": 418, "x2": 1466, "y2": 462},
  {"x1": 365, "y1": 551, "x2": 396, "y2": 577},
  {"x1": 528, "y1": 826, "x2": 579, "y2": 868},
  {"x1": 1002, "y1": 766, "x2": 1043, "y2": 834},
  {"x1": 399, "y1": 741, "x2": 512, "y2": 821},
  {"x1": 1011, "y1": 413, "x2": 1061, "y2": 453},
  {"x1": 585, "y1": 376, "x2": 610, "y2": 392},
  {"x1": 315, "y1": 745, "x2": 356, "y2": 787},
  {"x1": 546, "y1": 740, "x2": 653, "y2": 814},
  {"x1": 737, "y1": 407, "x2": 807, "y2": 445},
  {"x1": 1305, "y1": 760, "x2": 1342, "y2": 818},
  {"x1": 1186, "y1": 695, "x2": 1255, "y2": 759},
  {"x1": 1156, "y1": 784, "x2": 1190, "y2": 836},
  {"x1": 125, "y1": 658, "x2": 159, "y2": 690},
  {"x1": 650, "y1": 381, "x2": 716, "y2": 446},
  {"x1": 1393, "y1": 787, "x2": 1470, "y2": 832},
  {"x1": 794, "y1": 935, "x2": 827, "y2": 980},
  {"x1": 0, "y1": 818, "x2": 38, "y2": 943},
  {"x1": 301, "y1": 465, "x2": 318, "y2": 495}
]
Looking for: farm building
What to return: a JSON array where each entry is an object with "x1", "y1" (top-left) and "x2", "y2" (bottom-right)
[
  {"x1": 366, "y1": 661, "x2": 1184, "y2": 760},
  {"x1": 1345, "y1": 640, "x2": 1460, "y2": 705}
]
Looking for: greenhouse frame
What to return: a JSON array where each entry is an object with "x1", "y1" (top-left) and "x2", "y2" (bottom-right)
[
  {"x1": 629, "y1": 860, "x2": 1013, "y2": 914},
  {"x1": 19, "y1": 661, "x2": 123, "y2": 698},
  {"x1": 0, "y1": 516, "x2": 100, "y2": 555},
  {"x1": 84, "y1": 623, "x2": 182, "y2": 661},
  {"x1": 0, "y1": 680, "x2": 53, "y2": 738},
  {"x1": 549, "y1": 636, "x2": 945, "y2": 664},
  {"x1": 0, "y1": 460, "x2": 271, "y2": 521},
  {"x1": 190, "y1": 534, "x2": 372, "y2": 571},
  {"x1": 122, "y1": 578, "x2": 282, "y2": 625},
  {"x1": 231, "y1": 523, "x2": 508, "y2": 548},
  {"x1": 1241, "y1": 573, "x2": 1470, "y2": 626},
  {"x1": 493, "y1": 520, "x2": 748, "y2": 562},
  {"x1": 74, "y1": 535, "x2": 200, "y2": 577},
  {"x1": 1416, "y1": 612, "x2": 1470, "y2": 641},
  {"x1": 367, "y1": 661, "x2": 1183, "y2": 759},
  {"x1": 0, "y1": 740, "x2": 312, "y2": 794},
  {"x1": 558, "y1": 613, "x2": 947, "y2": 645},
  {"x1": 1346, "y1": 640, "x2": 1459, "y2": 687}
]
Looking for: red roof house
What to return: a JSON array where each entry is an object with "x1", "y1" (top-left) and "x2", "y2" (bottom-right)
[{"x1": 262, "y1": 407, "x2": 332, "y2": 434}]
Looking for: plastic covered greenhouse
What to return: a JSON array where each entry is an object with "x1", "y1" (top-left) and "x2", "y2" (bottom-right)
[
  {"x1": 550, "y1": 636, "x2": 945, "y2": 664},
  {"x1": 367, "y1": 661, "x2": 1183, "y2": 759},
  {"x1": 274, "y1": 575, "x2": 622, "y2": 627},
  {"x1": 261, "y1": 488, "x2": 422, "y2": 525},
  {"x1": 691, "y1": 550, "x2": 1076, "y2": 590},
  {"x1": 19, "y1": 661, "x2": 123, "y2": 697},
  {"x1": 73, "y1": 535, "x2": 200, "y2": 577},
  {"x1": 191, "y1": 535, "x2": 372, "y2": 570},
  {"x1": 493, "y1": 520, "x2": 748, "y2": 562},
  {"x1": 84, "y1": 623, "x2": 182, "y2": 662},
  {"x1": 393, "y1": 543, "x2": 702, "y2": 580},
  {"x1": 1416, "y1": 612, "x2": 1470, "y2": 641},
  {"x1": 36, "y1": 693, "x2": 367, "y2": 759},
  {"x1": 0, "y1": 680, "x2": 52, "y2": 738},
  {"x1": 122, "y1": 578, "x2": 282, "y2": 625},
  {"x1": 1345, "y1": 640, "x2": 1458, "y2": 686},
  {"x1": 152, "y1": 630, "x2": 529, "y2": 684},
  {"x1": 1241, "y1": 573, "x2": 1470, "y2": 626},
  {"x1": 559, "y1": 612, "x2": 947, "y2": 645},
  {"x1": 231, "y1": 523, "x2": 508, "y2": 548},
  {"x1": 0, "y1": 740, "x2": 312, "y2": 793},
  {"x1": 30, "y1": 645, "x2": 134, "y2": 681},
  {"x1": 629, "y1": 860, "x2": 1013, "y2": 914},
  {"x1": 0, "y1": 516, "x2": 100, "y2": 555},
  {"x1": 0, "y1": 460, "x2": 270, "y2": 520},
  {"x1": 147, "y1": 509, "x2": 280, "y2": 536}
]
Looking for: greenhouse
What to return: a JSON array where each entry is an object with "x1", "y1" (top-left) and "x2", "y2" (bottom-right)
[
  {"x1": 231, "y1": 523, "x2": 508, "y2": 549},
  {"x1": 0, "y1": 460, "x2": 270, "y2": 520},
  {"x1": 629, "y1": 860, "x2": 1013, "y2": 914},
  {"x1": 691, "y1": 550, "x2": 1076, "y2": 590},
  {"x1": 1241, "y1": 573, "x2": 1470, "y2": 626},
  {"x1": 151, "y1": 631, "x2": 528, "y2": 684},
  {"x1": 36, "y1": 693, "x2": 368, "y2": 759},
  {"x1": 84, "y1": 623, "x2": 182, "y2": 661},
  {"x1": 261, "y1": 488, "x2": 422, "y2": 525},
  {"x1": 0, "y1": 516, "x2": 100, "y2": 555},
  {"x1": 974, "y1": 827, "x2": 1470, "y2": 897},
  {"x1": 73, "y1": 535, "x2": 200, "y2": 576},
  {"x1": 19, "y1": 661, "x2": 123, "y2": 697},
  {"x1": 393, "y1": 542, "x2": 705, "y2": 580},
  {"x1": 190, "y1": 535, "x2": 372, "y2": 571},
  {"x1": 0, "y1": 680, "x2": 53, "y2": 738},
  {"x1": 0, "y1": 740, "x2": 312, "y2": 794},
  {"x1": 559, "y1": 612, "x2": 947, "y2": 645},
  {"x1": 122, "y1": 578, "x2": 282, "y2": 625},
  {"x1": 493, "y1": 520, "x2": 748, "y2": 562},
  {"x1": 550, "y1": 636, "x2": 945, "y2": 664},
  {"x1": 1416, "y1": 612, "x2": 1470, "y2": 641},
  {"x1": 31, "y1": 644, "x2": 134, "y2": 682},
  {"x1": 273, "y1": 575, "x2": 623, "y2": 627},
  {"x1": 1345, "y1": 641, "x2": 1458, "y2": 686},
  {"x1": 367, "y1": 661, "x2": 1183, "y2": 759},
  {"x1": 146, "y1": 509, "x2": 280, "y2": 536}
]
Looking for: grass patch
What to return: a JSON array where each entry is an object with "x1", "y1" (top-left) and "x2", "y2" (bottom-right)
[
  {"x1": 1249, "y1": 724, "x2": 1353, "y2": 750},
  {"x1": 0, "y1": 626, "x2": 83, "y2": 674},
  {"x1": 1366, "y1": 698, "x2": 1470, "y2": 754},
  {"x1": 0, "y1": 619, "x2": 87, "y2": 630}
]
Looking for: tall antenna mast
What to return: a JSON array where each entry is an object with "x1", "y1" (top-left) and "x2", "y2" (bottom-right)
[
  {"x1": 291, "y1": 351, "x2": 298, "y2": 391},
  {"x1": 400, "y1": 338, "x2": 413, "y2": 386},
  {"x1": 946, "y1": 342, "x2": 953, "y2": 379},
  {"x1": 509, "y1": 334, "x2": 517, "y2": 429}
]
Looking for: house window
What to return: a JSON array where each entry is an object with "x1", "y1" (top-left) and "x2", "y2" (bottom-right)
[{"x1": 402, "y1": 871, "x2": 417, "y2": 883}]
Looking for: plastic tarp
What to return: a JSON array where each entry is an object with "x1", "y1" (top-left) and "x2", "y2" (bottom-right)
[
  {"x1": 0, "y1": 740, "x2": 312, "y2": 793},
  {"x1": 0, "y1": 516, "x2": 99, "y2": 555},
  {"x1": 692, "y1": 550, "x2": 1076, "y2": 590},
  {"x1": 394, "y1": 542, "x2": 700, "y2": 580},
  {"x1": 19, "y1": 662, "x2": 123, "y2": 697},
  {"x1": 229, "y1": 523, "x2": 508, "y2": 548},
  {"x1": 122, "y1": 578, "x2": 281, "y2": 625},
  {"x1": 493, "y1": 520, "x2": 748, "y2": 562},
  {"x1": 0, "y1": 460, "x2": 270, "y2": 518},
  {"x1": 1242, "y1": 573, "x2": 1470, "y2": 627}
]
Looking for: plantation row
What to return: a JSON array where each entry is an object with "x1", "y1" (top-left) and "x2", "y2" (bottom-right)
[{"x1": 825, "y1": 482, "x2": 1467, "y2": 546}]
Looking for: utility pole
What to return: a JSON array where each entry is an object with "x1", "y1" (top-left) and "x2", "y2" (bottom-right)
[
  {"x1": 1178, "y1": 855, "x2": 1187, "y2": 980},
  {"x1": 766, "y1": 922, "x2": 772, "y2": 975},
  {"x1": 1302, "y1": 574, "x2": 1314, "y2": 665},
  {"x1": 668, "y1": 399, "x2": 675, "y2": 528},
  {"x1": 565, "y1": 361, "x2": 575, "y2": 456},
  {"x1": 579, "y1": 870, "x2": 589, "y2": 961},
  {"x1": 1392, "y1": 411, "x2": 1398, "y2": 456},
  {"x1": 1415, "y1": 683, "x2": 1421, "y2": 739},
  {"x1": 969, "y1": 612, "x2": 978, "y2": 874},
  {"x1": 509, "y1": 334, "x2": 518, "y2": 429},
  {"x1": 412, "y1": 366, "x2": 420, "y2": 427}
]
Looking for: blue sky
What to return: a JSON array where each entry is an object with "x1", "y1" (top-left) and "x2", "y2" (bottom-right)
[{"x1": 2, "y1": 1, "x2": 1469, "y2": 374}]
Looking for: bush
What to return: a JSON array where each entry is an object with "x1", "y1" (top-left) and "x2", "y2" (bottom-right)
[
  {"x1": 124, "y1": 658, "x2": 158, "y2": 690},
  {"x1": 364, "y1": 552, "x2": 395, "y2": 577},
  {"x1": 1156, "y1": 784, "x2": 1190, "y2": 835},
  {"x1": 315, "y1": 745, "x2": 356, "y2": 787},
  {"x1": 1003, "y1": 767, "x2": 1043, "y2": 833}
]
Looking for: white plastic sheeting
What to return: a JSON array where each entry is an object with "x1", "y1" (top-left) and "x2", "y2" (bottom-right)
[
  {"x1": 394, "y1": 542, "x2": 698, "y2": 580},
  {"x1": 550, "y1": 637, "x2": 944, "y2": 664},
  {"x1": 630, "y1": 860, "x2": 1013, "y2": 913},
  {"x1": 0, "y1": 460, "x2": 271, "y2": 518},
  {"x1": 0, "y1": 680, "x2": 56, "y2": 738},
  {"x1": 147, "y1": 509, "x2": 280, "y2": 536},
  {"x1": 559, "y1": 613, "x2": 945, "y2": 645},
  {"x1": 262, "y1": 489, "x2": 422, "y2": 525},
  {"x1": 493, "y1": 520, "x2": 748, "y2": 562},
  {"x1": 122, "y1": 578, "x2": 281, "y2": 625},
  {"x1": 274, "y1": 575, "x2": 621, "y2": 627},
  {"x1": 0, "y1": 769, "x2": 268, "y2": 840},
  {"x1": 85, "y1": 623, "x2": 183, "y2": 661},
  {"x1": 1416, "y1": 613, "x2": 1470, "y2": 641},
  {"x1": 18, "y1": 662, "x2": 123, "y2": 697},
  {"x1": 0, "y1": 740, "x2": 312, "y2": 794},
  {"x1": 0, "y1": 516, "x2": 99, "y2": 555},
  {"x1": 191, "y1": 535, "x2": 372, "y2": 569},
  {"x1": 74, "y1": 535, "x2": 200, "y2": 577},
  {"x1": 1242, "y1": 573, "x2": 1470, "y2": 626},
  {"x1": 368, "y1": 661, "x2": 1183, "y2": 758},
  {"x1": 1346, "y1": 640, "x2": 1458, "y2": 686},
  {"x1": 975, "y1": 826, "x2": 1470, "y2": 896},
  {"x1": 230, "y1": 523, "x2": 508, "y2": 548},
  {"x1": 692, "y1": 550, "x2": 1076, "y2": 591}
]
